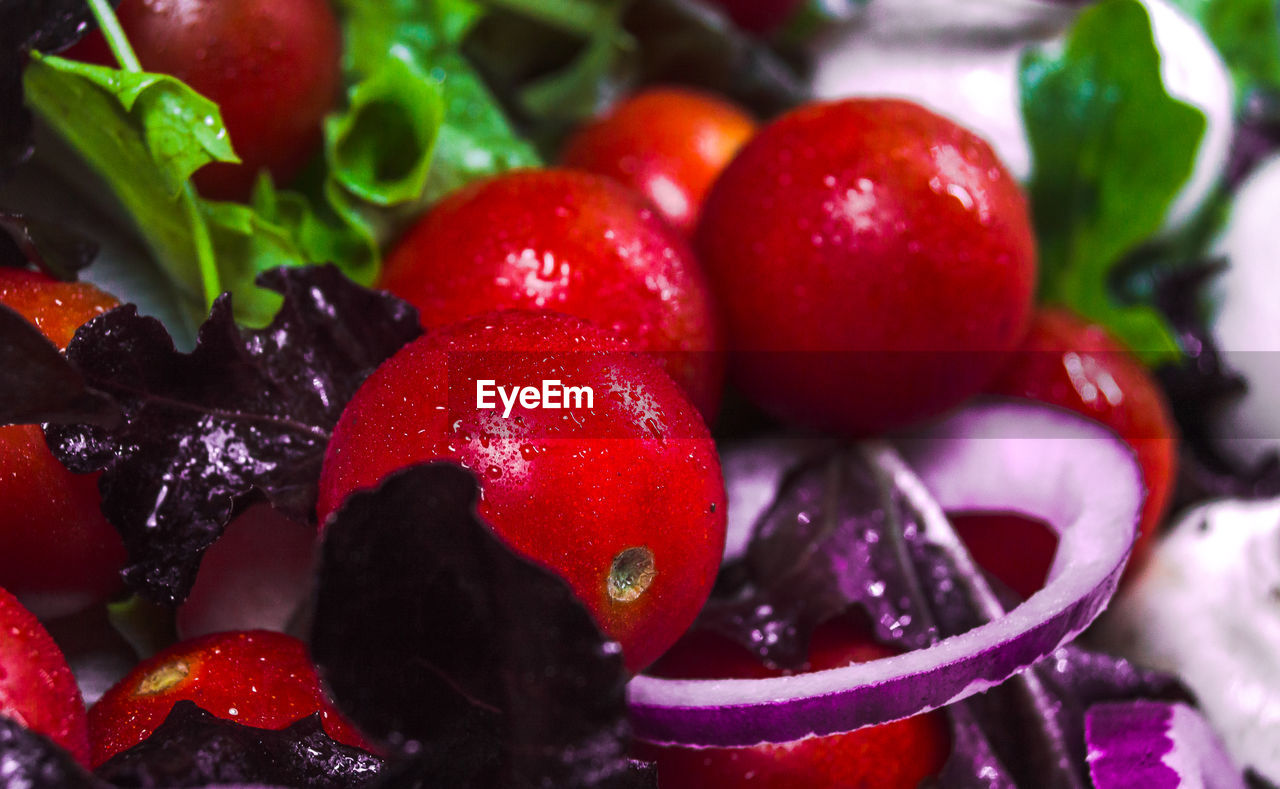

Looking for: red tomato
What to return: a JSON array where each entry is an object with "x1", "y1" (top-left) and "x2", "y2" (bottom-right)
[
  {"x1": 950, "y1": 512, "x2": 1058, "y2": 601},
  {"x1": 88, "y1": 629, "x2": 370, "y2": 767},
  {"x1": 636, "y1": 617, "x2": 951, "y2": 788},
  {"x1": 65, "y1": 0, "x2": 342, "y2": 200},
  {"x1": 696, "y1": 98, "x2": 1037, "y2": 436},
  {"x1": 378, "y1": 169, "x2": 725, "y2": 421},
  {"x1": 985, "y1": 307, "x2": 1178, "y2": 579},
  {"x1": 0, "y1": 586, "x2": 91, "y2": 765},
  {"x1": 561, "y1": 87, "x2": 757, "y2": 235},
  {"x1": 697, "y1": 0, "x2": 804, "y2": 34},
  {"x1": 0, "y1": 269, "x2": 125, "y2": 616},
  {"x1": 316, "y1": 311, "x2": 727, "y2": 672}
]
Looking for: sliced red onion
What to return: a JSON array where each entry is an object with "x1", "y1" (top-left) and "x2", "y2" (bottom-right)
[
  {"x1": 628, "y1": 401, "x2": 1142, "y2": 747},
  {"x1": 1086, "y1": 701, "x2": 1245, "y2": 789}
]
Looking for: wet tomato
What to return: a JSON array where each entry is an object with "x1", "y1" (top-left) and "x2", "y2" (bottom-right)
[
  {"x1": 66, "y1": 0, "x2": 342, "y2": 200},
  {"x1": 316, "y1": 311, "x2": 727, "y2": 672},
  {"x1": 696, "y1": 98, "x2": 1036, "y2": 436},
  {"x1": 562, "y1": 87, "x2": 756, "y2": 235},
  {"x1": 0, "y1": 268, "x2": 125, "y2": 617},
  {"x1": 378, "y1": 169, "x2": 725, "y2": 420}
]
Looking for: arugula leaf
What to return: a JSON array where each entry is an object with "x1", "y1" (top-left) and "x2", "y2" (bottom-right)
[
  {"x1": 1170, "y1": 0, "x2": 1280, "y2": 94},
  {"x1": 1020, "y1": 0, "x2": 1206, "y2": 362}
]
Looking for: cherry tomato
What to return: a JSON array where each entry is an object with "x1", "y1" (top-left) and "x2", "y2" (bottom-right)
[
  {"x1": 88, "y1": 629, "x2": 370, "y2": 766},
  {"x1": 561, "y1": 87, "x2": 757, "y2": 235},
  {"x1": 66, "y1": 0, "x2": 342, "y2": 200},
  {"x1": 316, "y1": 311, "x2": 727, "y2": 673},
  {"x1": 378, "y1": 169, "x2": 725, "y2": 421},
  {"x1": 0, "y1": 269, "x2": 125, "y2": 617},
  {"x1": 0, "y1": 586, "x2": 91, "y2": 765},
  {"x1": 985, "y1": 307, "x2": 1178, "y2": 579},
  {"x1": 636, "y1": 617, "x2": 951, "y2": 787},
  {"x1": 696, "y1": 98, "x2": 1036, "y2": 435},
  {"x1": 950, "y1": 512, "x2": 1058, "y2": 601},
  {"x1": 697, "y1": 0, "x2": 804, "y2": 35}
]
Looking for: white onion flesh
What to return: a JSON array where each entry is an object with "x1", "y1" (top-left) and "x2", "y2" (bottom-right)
[{"x1": 628, "y1": 401, "x2": 1142, "y2": 747}]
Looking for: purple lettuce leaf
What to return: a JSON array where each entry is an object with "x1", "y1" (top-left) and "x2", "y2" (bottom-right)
[
  {"x1": 696, "y1": 442, "x2": 1207, "y2": 788},
  {"x1": 0, "y1": 211, "x2": 99, "y2": 278},
  {"x1": 0, "y1": 301, "x2": 119, "y2": 426},
  {"x1": 39, "y1": 264, "x2": 421, "y2": 604},
  {"x1": 1152, "y1": 260, "x2": 1280, "y2": 504},
  {"x1": 0, "y1": 713, "x2": 107, "y2": 789},
  {"x1": 310, "y1": 462, "x2": 655, "y2": 789},
  {"x1": 1227, "y1": 88, "x2": 1280, "y2": 189},
  {"x1": 0, "y1": 0, "x2": 116, "y2": 177},
  {"x1": 692, "y1": 448, "x2": 977, "y2": 670},
  {"x1": 93, "y1": 701, "x2": 383, "y2": 788}
]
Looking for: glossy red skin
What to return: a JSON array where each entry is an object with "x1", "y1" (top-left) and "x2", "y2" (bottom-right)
[
  {"x1": 697, "y1": 98, "x2": 1037, "y2": 436},
  {"x1": 65, "y1": 0, "x2": 341, "y2": 200},
  {"x1": 561, "y1": 87, "x2": 757, "y2": 235},
  {"x1": 0, "y1": 269, "x2": 126, "y2": 616},
  {"x1": 378, "y1": 169, "x2": 725, "y2": 421},
  {"x1": 950, "y1": 512, "x2": 1058, "y2": 601},
  {"x1": 698, "y1": 0, "x2": 804, "y2": 34},
  {"x1": 88, "y1": 630, "x2": 370, "y2": 767},
  {"x1": 636, "y1": 618, "x2": 951, "y2": 788},
  {"x1": 985, "y1": 307, "x2": 1178, "y2": 580},
  {"x1": 0, "y1": 586, "x2": 91, "y2": 765},
  {"x1": 317, "y1": 311, "x2": 727, "y2": 672}
]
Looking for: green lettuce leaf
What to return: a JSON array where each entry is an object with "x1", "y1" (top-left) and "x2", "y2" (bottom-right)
[
  {"x1": 335, "y1": 0, "x2": 540, "y2": 207},
  {"x1": 23, "y1": 53, "x2": 236, "y2": 300},
  {"x1": 1020, "y1": 0, "x2": 1206, "y2": 362},
  {"x1": 24, "y1": 52, "x2": 386, "y2": 327},
  {"x1": 1169, "y1": 0, "x2": 1280, "y2": 95}
]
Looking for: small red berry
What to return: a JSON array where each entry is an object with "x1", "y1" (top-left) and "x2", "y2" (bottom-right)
[
  {"x1": 0, "y1": 269, "x2": 125, "y2": 616},
  {"x1": 696, "y1": 98, "x2": 1037, "y2": 435},
  {"x1": 984, "y1": 307, "x2": 1178, "y2": 581},
  {"x1": 88, "y1": 630, "x2": 370, "y2": 767},
  {"x1": 65, "y1": 0, "x2": 342, "y2": 200},
  {"x1": 562, "y1": 87, "x2": 757, "y2": 235},
  {"x1": 636, "y1": 617, "x2": 951, "y2": 788},
  {"x1": 317, "y1": 311, "x2": 727, "y2": 672},
  {"x1": 378, "y1": 169, "x2": 725, "y2": 420},
  {"x1": 0, "y1": 586, "x2": 91, "y2": 765}
]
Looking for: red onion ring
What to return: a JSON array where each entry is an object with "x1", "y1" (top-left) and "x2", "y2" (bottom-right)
[
  {"x1": 628, "y1": 401, "x2": 1142, "y2": 747},
  {"x1": 1086, "y1": 700, "x2": 1244, "y2": 789}
]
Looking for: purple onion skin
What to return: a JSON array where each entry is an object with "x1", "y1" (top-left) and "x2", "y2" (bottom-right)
[{"x1": 1086, "y1": 701, "x2": 1245, "y2": 789}]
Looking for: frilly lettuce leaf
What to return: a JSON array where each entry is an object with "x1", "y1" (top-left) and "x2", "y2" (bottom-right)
[{"x1": 1020, "y1": 0, "x2": 1206, "y2": 363}]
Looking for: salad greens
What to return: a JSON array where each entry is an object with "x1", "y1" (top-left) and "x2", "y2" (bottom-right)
[
  {"x1": 1169, "y1": 0, "x2": 1280, "y2": 96},
  {"x1": 94, "y1": 702, "x2": 384, "y2": 788},
  {"x1": 1020, "y1": 0, "x2": 1206, "y2": 363},
  {"x1": 311, "y1": 462, "x2": 656, "y2": 788},
  {"x1": 39, "y1": 265, "x2": 421, "y2": 604}
]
